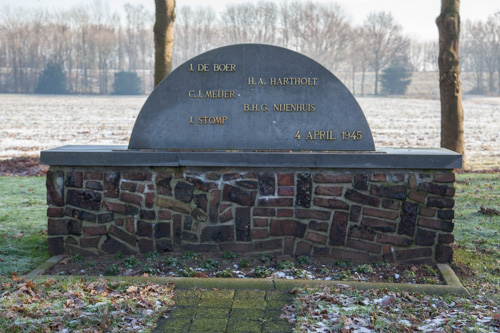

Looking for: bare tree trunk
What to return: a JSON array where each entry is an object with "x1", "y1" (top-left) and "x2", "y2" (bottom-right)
[
  {"x1": 436, "y1": 0, "x2": 465, "y2": 163},
  {"x1": 154, "y1": 0, "x2": 175, "y2": 88}
]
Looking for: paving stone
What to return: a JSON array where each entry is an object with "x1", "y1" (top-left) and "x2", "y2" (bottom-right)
[
  {"x1": 226, "y1": 319, "x2": 262, "y2": 333},
  {"x1": 190, "y1": 318, "x2": 227, "y2": 332},
  {"x1": 194, "y1": 307, "x2": 231, "y2": 319}
]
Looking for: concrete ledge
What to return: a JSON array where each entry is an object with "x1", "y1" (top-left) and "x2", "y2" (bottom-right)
[
  {"x1": 41, "y1": 145, "x2": 462, "y2": 169},
  {"x1": 26, "y1": 256, "x2": 469, "y2": 297}
]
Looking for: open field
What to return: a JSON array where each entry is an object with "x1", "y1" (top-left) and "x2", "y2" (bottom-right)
[{"x1": 0, "y1": 94, "x2": 499, "y2": 169}]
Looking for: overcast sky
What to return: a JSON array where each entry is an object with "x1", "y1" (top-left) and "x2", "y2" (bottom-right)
[{"x1": 2, "y1": 0, "x2": 499, "y2": 41}]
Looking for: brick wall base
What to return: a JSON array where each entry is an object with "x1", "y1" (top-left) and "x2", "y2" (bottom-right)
[{"x1": 46, "y1": 166, "x2": 456, "y2": 263}]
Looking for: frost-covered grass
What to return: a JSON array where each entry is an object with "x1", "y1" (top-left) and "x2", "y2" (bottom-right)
[{"x1": 0, "y1": 94, "x2": 499, "y2": 170}]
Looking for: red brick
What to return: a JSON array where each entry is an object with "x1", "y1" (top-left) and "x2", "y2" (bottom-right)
[
  {"x1": 314, "y1": 173, "x2": 351, "y2": 183},
  {"x1": 47, "y1": 207, "x2": 64, "y2": 217},
  {"x1": 80, "y1": 237, "x2": 100, "y2": 248},
  {"x1": 419, "y1": 207, "x2": 436, "y2": 217},
  {"x1": 395, "y1": 247, "x2": 432, "y2": 261},
  {"x1": 158, "y1": 210, "x2": 171, "y2": 220},
  {"x1": 103, "y1": 201, "x2": 139, "y2": 215},
  {"x1": 418, "y1": 217, "x2": 454, "y2": 232},
  {"x1": 157, "y1": 197, "x2": 191, "y2": 214},
  {"x1": 219, "y1": 203, "x2": 231, "y2": 213},
  {"x1": 253, "y1": 218, "x2": 268, "y2": 227},
  {"x1": 270, "y1": 219, "x2": 306, "y2": 237},
  {"x1": 363, "y1": 207, "x2": 398, "y2": 220},
  {"x1": 409, "y1": 191, "x2": 427, "y2": 204},
  {"x1": 123, "y1": 172, "x2": 151, "y2": 181},
  {"x1": 438, "y1": 233, "x2": 454, "y2": 244},
  {"x1": 84, "y1": 172, "x2": 102, "y2": 180},
  {"x1": 345, "y1": 189, "x2": 380, "y2": 207},
  {"x1": 115, "y1": 218, "x2": 123, "y2": 226},
  {"x1": 83, "y1": 225, "x2": 107, "y2": 236},
  {"x1": 362, "y1": 217, "x2": 396, "y2": 232},
  {"x1": 346, "y1": 239, "x2": 381, "y2": 254},
  {"x1": 137, "y1": 184, "x2": 146, "y2": 193},
  {"x1": 145, "y1": 192, "x2": 155, "y2": 208},
  {"x1": 382, "y1": 199, "x2": 400, "y2": 210},
  {"x1": 315, "y1": 186, "x2": 343, "y2": 196},
  {"x1": 219, "y1": 209, "x2": 233, "y2": 222},
  {"x1": 258, "y1": 197, "x2": 293, "y2": 207},
  {"x1": 284, "y1": 236, "x2": 294, "y2": 255},
  {"x1": 125, "y1": 217, "x2": 135, "y2": 234},
  {"x1": 277, "y1": 209, "x2": 293, "y2": 217},
  {"x1": 252, "y1": 229, "x2": 269, "y2": 239},
  {"x1": 253, "y1": 208, "x2": 276, "y2": 216},
  {"x1": 349, "y1": 226, "x2": 375, "y2": 241},
  {"x1": 120, "y1": 192, "x2": 142, "y2": 205},
  {"x1": 295, "y1": 241, "x2": 312, "y2": 256},
  {"x1": 121, "y1": 182, "x2": 137, "y2": 192},
  {"x1": 329, "y1": 211, "x2": 349, "y2": 246},
  {"x1": 278, "y1": 187, "x2": 294, "y2": 196},
  {"x1": 370, "y1": 173, "x2": 387, "y2": 182},
  {"x1": 277, "y1": 173, "x2": 294, "y2": 186},
  {"x1": 434, "y1": 173, "x2": 455, "y2": 183},
  {"x1": 376, "y1": 234, "x2": 412, "y2": 246},
  {"x1": 313, "y1": 197, "x2": 349, "y2": 210},
  {"x1": 309, "y1": 221, "x2": 329, "y2": 232},
  {"x1": 306, "y1": 232, "x2": 327, "y2": 244}
]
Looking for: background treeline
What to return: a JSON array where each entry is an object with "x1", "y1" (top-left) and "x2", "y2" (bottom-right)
[{"x1": 0, "y1": 0, "x2": 499, "y2": 95}]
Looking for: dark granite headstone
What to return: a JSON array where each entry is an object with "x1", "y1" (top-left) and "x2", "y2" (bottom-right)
[{"x1": 129, "y1": 44, "x2": 374, "y2": 151}]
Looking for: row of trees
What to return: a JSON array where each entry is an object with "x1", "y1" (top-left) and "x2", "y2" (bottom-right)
[{"x1": 0, "y1": 1, "x2": 497, "y2": 95}]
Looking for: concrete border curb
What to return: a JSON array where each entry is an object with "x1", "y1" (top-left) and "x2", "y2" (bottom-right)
[{"x1": 25, "y1": 256, "x2": 469, "y2": 297}]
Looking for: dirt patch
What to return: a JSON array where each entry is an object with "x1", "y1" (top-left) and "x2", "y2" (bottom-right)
[{"x1": 44, "y1": 251, "x2": 444, "y2": 285}]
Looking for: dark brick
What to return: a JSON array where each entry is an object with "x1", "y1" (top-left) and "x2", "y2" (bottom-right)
[
  {"x1": 120, "y1": 192, "x2": 142, "y2": 205},
  {"x1": 363, "y1": 207, "x2": 398, "y2": 220},
  {"x1": 235, "y1": 207, "x2": 251, "y2": 241},
  {"x1": 395, "y1": 248, "x2": 432, "y2": 261},
  {"x1": 438, "y1": 210, "x2": 454, "y2": 220},
  {"x1": 47, "y1": 170, "x2": 65, "y2": 206},
  {"x1": 80, "y1": 237, "x2": 100, "y2": 248},
  {"x1": 222, "y1": 172, "x2": 240, "y2": 181},
  {"x1": 183, "y1": 216, "x2": 192, "y2": 231},
  {"x1": 350, "y1": 205, "x2": 362, "y2": 222},
  {"x1": 252, "y1": 229, "x2": 269, "y2": 239},
  {"x1": 86, "y1": 181, "x2": 103, "y2": 191},
  {"x1": 258, "y1": 172, "x2": 275, "y2": 196},
  {"x1": 103, "y1": 172, "x2": 120, "y2": 198},
  {"x1": 125, "y1": 217, "x2": 135, "y2": 234},
  {"x1": 65, "y1": 236, "x2": 78, "y2": 245},
  {"x1": 84, "y1": 172, "x2": 102, "y2": 180},
  {"x1": 258, "y1": 198, "x2": 293, "y2": 207},
  {"x1": 156, "y1": 197, "x2": 191, "y2": 214},
  {"x1": 48, "y1": 237, "x2": 64, "y2": 255},
  {"x1": 371, "y1": 185, "x2": 407, "y2": 200},
  {"x1": 206, "y1": 172, "x2": 221, "y2": 180},
  {"x1": 219, "y1": 209, "x2": 233, "y2": 223},
  {"x1": 156, "y1": 173, "x2": 173, "y2": 196},
  {"x1": 158, "y1": 210, "x2": 171, "y2": 220},
  {"x1": 47, "y1": 207, "x2": 64, "y2": 217},
  {"x1": 156, "y1": 240, "x2": 173, "y2": 252},
  {"x1": 219, "y1": 243, "x2": 254, "y2": 253},
  {"x1": 418, "y1": 218, "x2": 454, "y2": 232},
  {"x1": 295, "y1": 241, "x2": 312, "y2": 256},
  {"x1": 354, "y1": 173, "x2": 368, "y2": 190},
  {"x1": 223, "y1": 185, "x2": 257, "y2": 206},
  {"x1": 97, "y1": 213, "x2": 114, "y2": 224},
  {"x1": 315, "y1": 186, "x2": 343, "y2": 196},
  {"x1": 200, "y1": 225, "x2": 235, "y2": 242},
  {"x1": 408, "y1": 191, "x2": 427, "y2": 204},
  {"x1": 345, "y1": 189, "x2": 380, "y2": 207},
  {"x1": 254, "y1": 239, "x2": 282, "y2": 251},
  {"x1": 209, "y1": 190, "x2": 220, "y2": 223},
  {"x1": 309, "y1": 220, "x2": 329, "y2": 232},
  {"x1": 253, "y1": 208, "x2": 276, "y2": 216},
  {"x1": 182, "y1": 231, "x2": 198, "y2": 242},
  {"x1": 140, "y1": 210, "x2": 156, "y2": 220},
  {"x1": 48, "y1": 219, "x2": 67, "y2": 235},
  {"x1": 137, "y1": 184, "x2": 145, "y2": 193},
  {"x1": 103, "y1": 201, "x2": 139, "y2": 215},
  {"x1": 278, "y1": 173, "x2": 294, "y2": 186},
  {"x1": 349, "y1": 226, "x2": 376, "y2": 241},
  {"x1": 398, "y1": 201, "x2": 418, "y2": 236},
  {"x1": 137, "y1": 220, "x2": 153, "y2": 237},
  {"x1": 115, "y1": 219, "x2": 123, "y2": 226},
  {"x1": 83, "y1": 225, "x2": 107, "y2": 236},
  {"x1": 123, "y1": 172, "x2": 151, "y2": 181},
  {"x1": 312, "y1": 247, "x2": 330, "y2": 256},
  {"x1": 277, "y1": 209, "x2": 293, "y2": 217},
  {"x1": 306, "y1": 232, "x2": 327, "y2": 244},
  {"x1": 295, "y1": 209, "x2": 331, "y2": 220},
  {"x1": 434, "y1": 173, "x2": 455, "y2": 183},
  {"x1": 191, "y1": 208, "x2": 208, "y2": 222},
  {"x1": 65, "y1": 172, "x2": 83, "y2": 188},
  {"x1": 175, "y1": 182, "x2": 194, "y2": 203},
  {"x1": 436, "y1": 244, "x2": 453, "y2": 263},
  {"x1": 121, "y1": 182, "x2": 137, "y2": 192},
  {"x1": 362, "y1": 218, "x2": 396, "y2": 232},
  {"x1": 186, "y1": 177, "x2": 217, "y2": 192},
  {"x1": 331, "y1": 248, "x2": 369, "y2": 262},
  {"x1": 427, "y1": 197, "x2": 455, "y2": 208},
  {"x1": 193, "y1": 194, "x2": 208, "y2": 212},
  {"x1": 138, "y1": 238, "x2": 155, "y2": 253},
  {"x1": 382, "y1": 199, "x2": 400, "y2": 210},
  {"x1": 296, "y1": 173, "x2": 312, "y2": 208},
  {"x1": 67, "y1": 189, "x2": 102, "y2": 211},
  {"x1": 242, "y1": 172, "x2": 257, "y2": 179},
  {"x1": 419, "y1": 207, "x2": 436, "y2": 217},
  {"x1": 346, "y1": 239, "x2": 381, "y2": 254},
  {"x1": 370, "y1": 173, "x2": 387, "y2": 182},
  {"x1": 313, "y1": 197, "x2": 349, "y2": 210},
  {"x1": 284, "y1": 236, "x2": 294, "y2": 255},
  {"x1": 438, "y1": 233, "x2": 454, "y2": 244},
  {"x1": 418, "y1": 182, "x2": 453, "y2": 197},
  {"x1": 270, "y1": 219, "x2": 307, "y2": 237},
  {"x1": 108, "y1": 225, "x2": 136, "y2": 246},
  {"x1": 415, "y1": 228, "x2": 436, "y2": 246},
  {"x1": 173, "y1": 215, "x2": 182, "y2": 246},
  {"x1": 236, "y1": 180, "x2": 258, "y2": 190},
  {"x1": 329, "y1": 211, "x2": 349, "y2": 246},
  {"x1": 314, "y1": 173, "x2": 351, "y2": 183},
  {"x1": 64, "y1": 207, "x2": 96, "y2": 222},
  {"x1": 376, "y1": 234, "x2": 412, "y2": 246},
  {"x1": 67, "y1": 219, "x2": 82, "y2": 235}
]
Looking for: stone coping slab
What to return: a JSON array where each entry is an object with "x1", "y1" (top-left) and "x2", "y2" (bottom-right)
[
  {"x1": 25, "y1": 256, "x2": 469, "y2": 297},
  {"x1": 41, "y1": 145, "x2": 462, "y2": 169}
]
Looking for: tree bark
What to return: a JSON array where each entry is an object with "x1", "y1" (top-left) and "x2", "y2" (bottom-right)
[
  {"x1": 154, "y1": 0, "x2": 176, "y2": 88},
  {"x1": 436, "y1": 0, "x2": 465, "y2": 163}
]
